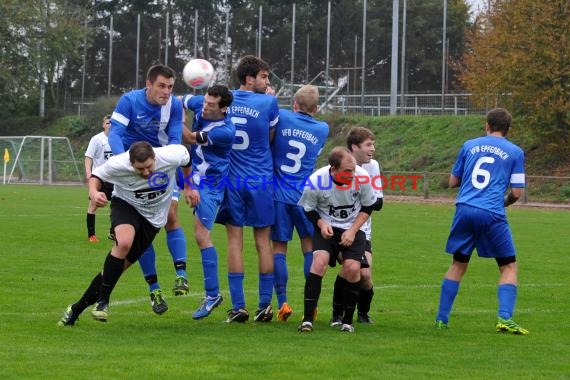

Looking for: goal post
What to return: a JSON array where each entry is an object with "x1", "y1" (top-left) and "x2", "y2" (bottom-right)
[{"x1": 0, "y1": 136, "x2": 82, "y2": 185}]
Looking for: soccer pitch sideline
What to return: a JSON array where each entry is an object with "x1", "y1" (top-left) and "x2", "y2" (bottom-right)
[{"x1": 0, "y1": 185, "x2": 568, "y2": 379}]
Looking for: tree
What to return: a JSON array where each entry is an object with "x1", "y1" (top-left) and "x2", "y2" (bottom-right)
[
  {"x1": 0, "y1": 0, "x2": 86, "y2": 118},
  {"x1": 460, "y1": 0, "x2": 569, "y2": 146}
]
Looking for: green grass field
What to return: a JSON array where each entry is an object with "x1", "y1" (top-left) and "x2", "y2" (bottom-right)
[{"x1": 1, "y1": 185, "x2": 569, "y2": 379}]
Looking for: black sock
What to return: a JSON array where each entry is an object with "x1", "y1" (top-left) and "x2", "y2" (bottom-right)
[
  {"x1": 332, "y1": 275, "x2": 347, "y2": 318},
  {"x1": 98, "y1": 253, "x2": 125, "y2": 304},
  {"x1": 303, "y1": 273, "x2": 322, "y2": 323},
  {"x1": 357, "y1": 287, "x2": 374, "y2": 315},
  {"x1": 72, "y1": 272, "x2": 103, "y2": 315},
  {"x1": 174, "y1": 261, "x2": 186, "y2": 271},
  {"x1": 342, "y1": 281, "x2": 360, "y2": 325},
  {"x1": 145, "y1": 274, "x2": 158, "y2": 287},
  {"x1": 86, "y1": 213, "x2": 96, "y2": 237}
]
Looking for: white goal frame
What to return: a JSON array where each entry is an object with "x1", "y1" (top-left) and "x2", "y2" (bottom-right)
[{"x1": 1, "y1": 136, "x2": 82, "y2": 184}]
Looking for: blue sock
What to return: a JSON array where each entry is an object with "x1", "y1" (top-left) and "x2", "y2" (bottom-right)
[
  {"x1": 259, "y1": 272, "x2": 274, "y2": 308},
  {"x1": 436, "y1": 278, "x2": 460, "y2": 323},
  {"x1": 228, "y1": 272, "x2": 245, "y2": 310},
  {"x1": 201, "y1": 246, "x2": 219, "y2": 298},
  {"x1": 167, "y1": 227, "x2": 187, "y2": 277},
  {"x1": 139, "y1": 245, "x2": 160, "y2": 291},
  {"x1": 273, "y1": 253, "x2": 288, "y2": 308},
  {"x1": 303, "y1": 251, "x2": 313, "y2": 279},
  {"x1": 498, "y1": 283, "x2": 517, "y2": 319}
]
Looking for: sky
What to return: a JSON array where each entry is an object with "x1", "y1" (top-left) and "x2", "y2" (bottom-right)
[
  {"x1": 466, "y1": 0, "x2": 487, "y2": 13},
  {"x1": 465, "y1": 0, "x2": 488, "y2": 20}
]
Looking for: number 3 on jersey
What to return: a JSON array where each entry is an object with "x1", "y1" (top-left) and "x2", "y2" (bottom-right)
[
  {"x1": 281, "y1": 140, "x2": 307, "y2": 174},
  {"x1": 471, "y1": 156, "x2": 494, "y2": 189},
  {"x1": 231, "y1": 117, "x2": 249, "y2": 150}
]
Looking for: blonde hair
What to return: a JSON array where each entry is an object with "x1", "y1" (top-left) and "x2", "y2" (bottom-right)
[{"x1": 294, "y1": 85, "x2": 319, "y2": 113}]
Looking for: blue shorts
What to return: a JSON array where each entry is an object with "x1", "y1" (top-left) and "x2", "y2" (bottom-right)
[
  {"x1": 446, "y1": 204, "x2": 516, "y2": 258},
  {"x1": 195, "y1": 187, "x2": 225, "y2": 230},
  {"x1": 271, "y1": 201, "x2": 314, "y2": 242},
  {"x1": 215, "y1": 181, "x2": 274, "y2": 227}
]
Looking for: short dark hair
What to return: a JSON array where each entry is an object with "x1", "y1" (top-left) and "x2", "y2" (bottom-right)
[
  {"x1": 146, "y1": 64, "x2": 176, "y2": 83},
  {"x1": 346, "y1": 127, "x2": 375, "y2": 151},
  {"x1": 103, "y1": 114, "x2": 111, "y2": 122},
  {"x1": 129, "y1": 141, "x2": 155, "y2": 164},
  {"x1": 236, "y1": 55, "x2": 270, "y2": 85},
  {"x1": 486, "y1": 108, "x2": 512, "y2": 136},
  {"x1": 328, "y1": 146, "x2": 352, "y2": 169},
  {"x1": 207, "y1": 85, "x2": 233, "y2": 109}
]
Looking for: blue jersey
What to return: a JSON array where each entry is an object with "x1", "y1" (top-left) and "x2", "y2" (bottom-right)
[
  {"x1": 227, "y1": 90, "x2": 279, "y2": 181},
  {"x1": 272, "y1": 109, "x2": 329, "y2": 204},
  {"x1": 452, "y1": 135, "x2": 525, "y2": 215},
  {"x1": 109, "y1": 88, "x2": 183, "y2": 154},
  {"x1": 183, "y1": 95, "x2": 236, "y2": 188}
]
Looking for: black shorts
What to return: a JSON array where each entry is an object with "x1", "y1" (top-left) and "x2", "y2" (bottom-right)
[
  {"x1": 110, "y1": 197, "x2": 160, "y2": 264},
  {"x1": 365, "y1": 240, "x2": 372, "y2": 254},
  {"x1": 312, "y1": 227, "x2": 369, "y2": 268},
  {"x1": 101, "y1": 181, "x2": 114, "y2": 199},
  {"x1": 89, "y1": 181, "x2": 114, "y2": 200}
]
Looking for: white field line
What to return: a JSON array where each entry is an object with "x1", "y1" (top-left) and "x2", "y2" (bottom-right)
[{"x1": 103, "y1": 282, "x2": 566, "y2": 308}]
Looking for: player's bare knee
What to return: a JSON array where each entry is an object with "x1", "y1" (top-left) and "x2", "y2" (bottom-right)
[
  {"x1": 342, "y1": 260, "x2": 361, "y2": 282},
  {"x1": 311, "y1": 251, "x2": 329, "y2": 275},
  {"x1": 111, "y1": 243, "x2": 131, "y2": 259},
  {"x1": 360, "y1": 268, "x2": 372, "y2": 287}
]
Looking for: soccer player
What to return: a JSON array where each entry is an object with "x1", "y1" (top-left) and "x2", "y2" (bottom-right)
[
  {"x1": 84, "y1": 114, "x2": 113, "y2": 243},
  {"x1": 271, "y1": 85, "x2": 329, "y2": 322},
  {"x1": 330, "y1": 127, "x2": 384, "y2": 326},
  {"x1": 180, "y1": 85, "x2": 235, "y2": 320},
  {"x1": 215, "y1": 55, "x2": 279, "y2": 323},
  {"x1": 57, "y1": 141, "x2": 191, "y2": 326},
  {"x1": 435, "y1": 108, "x2": 528, "y2": 335},
  {"x1": 108, "y1": 64, "x2": 187, "y2": 316},
  {"x1": 297, "y1": 147, "x2": 378, "y2": 333}
]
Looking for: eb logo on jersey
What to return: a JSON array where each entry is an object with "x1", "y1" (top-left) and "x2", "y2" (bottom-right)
[{"x1": 328, "y1": 204, "x2": 357, "y2": 219}]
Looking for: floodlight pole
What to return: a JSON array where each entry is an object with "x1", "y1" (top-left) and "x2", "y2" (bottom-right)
[
  {"x1": 389, "y1": 0, "x2": 399, "y2": 115},
  {"x1": 194, "y1": 10, "x2": 198, "y2": 58},
  {"x1": 441, "y1": 0, "x2": 447, "y2": 113},
  {"x1": 135, "y1": 14, "x2": 140, "y2": 88},
  {"x1": 361, "y1": 0, "x2": 366, "y2": 112},
  {"x1": 79, "y1": 17, "x2": 87, "y2": 116},
  {"x1": 324, "y1": 1, "x2": 331, "y2": 112},
  {"x1": 107, "y1": 15, "x2": 113, "y2": 98},
  {"x1": 257, "y1": 6, "x2": 262, "y2": 57},
  {"x1": 305, "y1": 33, "x2": 310, "y2": 83},
  {"x1": 165, "y1": 12, "x2": 169, "y2": 65},
  {"x1": 400, "y1": 0, "x2": 407, "y2": 114},
  {"x1": 291, "y1": 3, "x2": 296, "y2": 108},
  {"x1": 224, "y1": 7, "x2": 230, "y2": 84}
]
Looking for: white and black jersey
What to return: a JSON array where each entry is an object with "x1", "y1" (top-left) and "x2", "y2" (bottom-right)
[
  {"x1": 92, "y1": 144, "x2": 190, "y2": 228},
  {"x1": 85, "y1": 131, "x2": 113, "y2": 168},
  {"x1": 298, "y1": 165, "x2": 377, "y2": 231},
  {"x1": 361, "y1": 159, "x2": 383, "y2": 241}
]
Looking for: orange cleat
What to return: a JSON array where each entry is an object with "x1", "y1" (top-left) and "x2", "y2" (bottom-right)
[{"x1": 277, "y1": 302, "x2": 293, "y2": 322}]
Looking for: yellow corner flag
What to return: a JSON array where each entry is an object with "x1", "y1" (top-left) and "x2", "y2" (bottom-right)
[{"x1": 3, "y1": 148, "x2": 9, "y2": 163}]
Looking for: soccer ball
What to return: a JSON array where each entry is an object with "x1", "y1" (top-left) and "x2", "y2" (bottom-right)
[{"x1": 182, "y1": 59, "x2": 215, "y2": 89}]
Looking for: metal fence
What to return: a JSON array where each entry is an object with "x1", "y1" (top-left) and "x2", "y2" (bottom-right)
[
  {"x1": 276, "y1": 92, "x2": 487, "y2": 116},
  {"x1": 70, "y1": 92, "x2": 488, "y2": 117}
]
